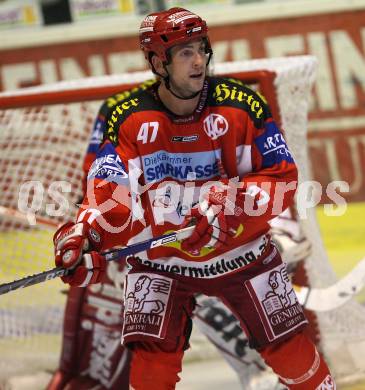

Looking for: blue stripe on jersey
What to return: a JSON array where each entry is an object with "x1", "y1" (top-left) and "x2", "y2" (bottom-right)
[
  {"x1": 86, "y1": 118, "x2": 104, "y2": 154},
  {"x1": 88, "y1": 142, "x2": 129, "y2": 185},
  {"x1": 254, "y1": 122, "x2": 294, "y2": 168}
]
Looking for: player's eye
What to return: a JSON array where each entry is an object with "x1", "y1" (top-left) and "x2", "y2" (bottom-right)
[{"x1": 180, "y1": 49, "x2": 194, "y2": 57}]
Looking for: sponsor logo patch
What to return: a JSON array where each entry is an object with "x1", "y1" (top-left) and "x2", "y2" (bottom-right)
[
  {"x1": 88, "y1": 142, "x2": 128, "y2": 184},
  {"x1": 167, "y1": 10, "x2": 198, "y2": 25},
  {"x1": 139, "y1": 253, "x2": 258, "y2": 277},
  {"x1": 213, "y1": 83, "x2": 264, "y2": 119},
  {"x1": 136, "y1": 235, "x2": 269, "y2": 277},
  {"x1": 139, "y1": 15, "x2": 157, "y2": 32},
  {"x1": 171, "y1": 135, "x2": 199, "y2": 142},
  {"x1": 186, "y1": 26, "x2": 202, "y2": 35},
  {"x1": 246, "y1": 264, "x2": 307, "y2": 341},
  {"x1": 142, "y1": 149, "x2": 219, "y2": 182},
  {"x1": 123, "y1": 273, "x2": 174, "y2": 339},
  {"x1": 255, "y1": 122, "x2": 294, "y2": 167}
]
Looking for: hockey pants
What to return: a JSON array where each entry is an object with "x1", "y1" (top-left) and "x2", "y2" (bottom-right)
[{"x1": 129, "y1": 331, "x2": 335, "y2": 390}]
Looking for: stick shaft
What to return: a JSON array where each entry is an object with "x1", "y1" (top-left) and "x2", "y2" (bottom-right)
[
  {"x1": 0, "y1": 226, "x2": 194, "y2": 295},
  {"x1": 0, "y1": 267, "x2": 69, "y2": 295},
  {"x1": 295, "y1": 257, "x2": 365, "y2": 311},
  {"x1": 102, "y1": 225, "x2": 193, "y2": 262}
]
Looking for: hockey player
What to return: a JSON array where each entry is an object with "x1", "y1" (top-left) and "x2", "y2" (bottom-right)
[
  {"x1": 47, "y1": 85, "x2": 312, "y2": 390},
  {"x1": 52, "y1": 7, "x2": 335, "y2": 390}
]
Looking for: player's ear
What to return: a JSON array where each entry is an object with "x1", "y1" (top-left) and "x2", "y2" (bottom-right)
[{"x1": 151, "y1": 54, "x2": 166, "y2": 77}]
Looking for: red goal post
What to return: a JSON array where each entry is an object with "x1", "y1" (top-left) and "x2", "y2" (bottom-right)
[{"x1": 0, "y1": 69, "x2": 280, "y2": 123}]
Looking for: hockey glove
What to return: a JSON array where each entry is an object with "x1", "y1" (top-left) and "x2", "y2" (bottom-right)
[
  {"x1": 181, "y1": 181, "x2": 249, "y2": 255},
  {"x1": 270, "y1": 227, "x2": 312, "y2": 274},
  {"x1": 54, "y1": 222, "x2": 106, "y2": 287}
]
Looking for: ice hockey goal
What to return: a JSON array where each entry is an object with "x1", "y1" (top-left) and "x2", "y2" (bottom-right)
[{"x1": 0, "y1": 55, "x2": 364, "y2": 387}]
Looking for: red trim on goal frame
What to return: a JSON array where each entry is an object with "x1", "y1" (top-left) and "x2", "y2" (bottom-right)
[{"x1": 0, "y1": 70, "x2": 281, "y2": 126}]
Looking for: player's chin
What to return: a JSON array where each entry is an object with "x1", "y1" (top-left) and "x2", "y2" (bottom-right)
[{"x1": 189, "y1": 74, "x2": 205, "y2": 91}]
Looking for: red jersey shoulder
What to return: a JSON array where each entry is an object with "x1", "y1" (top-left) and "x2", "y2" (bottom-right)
[
  {"x1": 105, "y1": 81, "x2": 163, "y2": 146},
  {"x1": 207, "y1": 76, "x2": 272, "y2": 129},
  {"x1": 99, "y1": 79, "x2": 157, "y2": 119}
]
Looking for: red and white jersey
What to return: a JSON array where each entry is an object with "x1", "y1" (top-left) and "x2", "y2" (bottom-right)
[
  {"x1": 79, "y1": 77, "x2": 298, "y2": 277},
  {"x1": 81, "y1": 79, "x2": 156, "y2": 192}
]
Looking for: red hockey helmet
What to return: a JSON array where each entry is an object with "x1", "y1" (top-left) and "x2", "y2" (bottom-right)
[{"x1": 139, "y1": 7, "x2": 212, "y2": 65}]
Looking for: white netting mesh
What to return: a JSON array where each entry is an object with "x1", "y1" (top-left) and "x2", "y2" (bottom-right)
[
  {"x1": 0, "y1": 56, "x2": 364, "y2": 384},
  {"x1": 273, "y1": 61, "x2": 365, "y2": 384},
  {"x1": 0, "y1": 102, "x2": 99, "y2": 380}
]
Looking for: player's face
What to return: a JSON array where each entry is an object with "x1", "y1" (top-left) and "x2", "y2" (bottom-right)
[{"x1": 167, "y1": 39, "x2": 208, "y2": 98}]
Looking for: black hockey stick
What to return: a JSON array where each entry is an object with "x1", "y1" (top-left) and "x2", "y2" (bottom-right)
[{"x1": 0, "y1": 225, "x2": 194, "y2": 296}]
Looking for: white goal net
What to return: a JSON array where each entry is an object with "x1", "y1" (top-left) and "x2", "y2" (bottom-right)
[{"x1": 0, "y1": 55, "x2": 364, "y2": 387}]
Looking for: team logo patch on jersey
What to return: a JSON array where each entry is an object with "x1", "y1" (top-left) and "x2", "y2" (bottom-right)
[
  {"x1": 171, "y1": 135, "x2": 199, "y2": 142},
  {"x1": 245, "y1": 264, "x2": 307, "y2": 341},
  {"x1": 255, "y1": 122, "x2": 294, "y2": 168},
  {"x1": 123, "y1": 273, "x2": 175, "y2": 339},
  {"x1": 203, "y1": 113, "x2": 229, "y2": 140}
]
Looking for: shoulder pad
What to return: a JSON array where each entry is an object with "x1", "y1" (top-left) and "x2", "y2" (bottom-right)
[
  {"x1": 104, "y1": 83, "x2": 160, "y2": 145},
  {"x1": 99, "y1": 79, "x2": 157, "y2": 119},
  {"x1": 105, "y1": 96, "x2": 140, "y2": 145},
  {"x1": 209, "y1": 77, "x2": 272, "y2": 127},
  {"x1": 103, "y1": 79, "x2": 157, "y2": 113}
]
